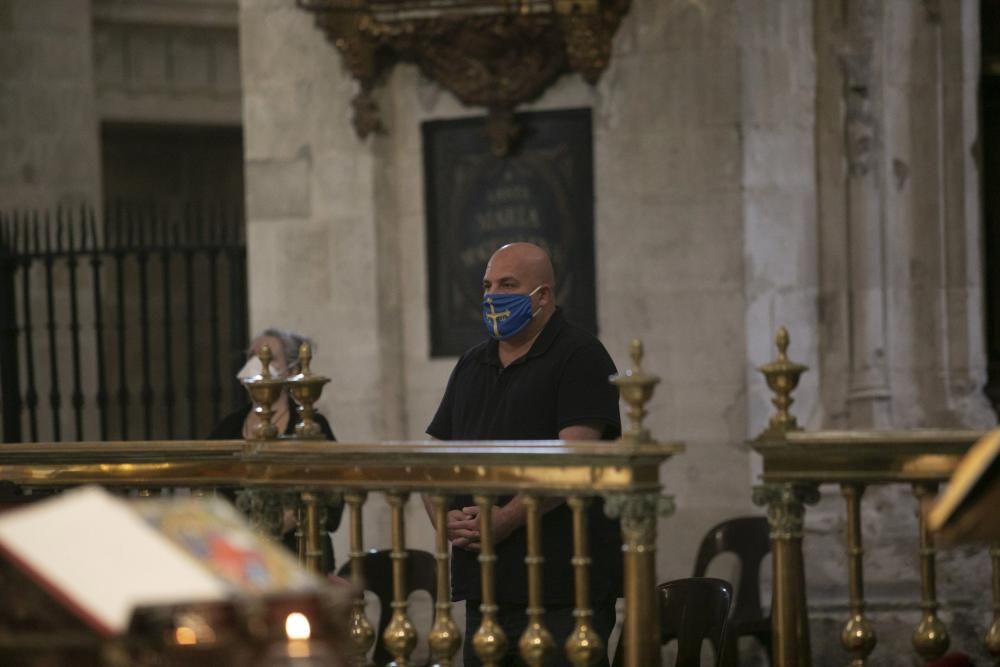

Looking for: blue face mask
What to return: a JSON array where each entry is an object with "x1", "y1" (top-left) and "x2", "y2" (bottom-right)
[{"x1": 482, "y1": 286, "x2": 542, "y2": 340}]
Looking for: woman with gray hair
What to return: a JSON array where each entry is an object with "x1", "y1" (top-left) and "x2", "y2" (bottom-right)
[
  {"x1": 210, "y1": 328, "x2": 334, "y2": 440},
  {"x1": 208, "y1": 328, "x2": 342, "y2": 572}
]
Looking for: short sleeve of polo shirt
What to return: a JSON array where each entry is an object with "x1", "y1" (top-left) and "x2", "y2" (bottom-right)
[
  {"x1": 557, "y1": 341, "x2": 621, "y2": 438},
  {"x1": 426, "y1": 359, "x2": 459, "y2": 440}
]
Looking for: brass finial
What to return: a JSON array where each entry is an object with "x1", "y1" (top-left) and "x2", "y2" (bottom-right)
[
  {"x1": 258, "y1": 345, "x2": 273, "y2": 379},
  {"x1": 241, "y1": 344, "x2": 283, "y2": 440},
  {"x1": 757, "y1": 326, "x2": 808, "y2": 439},
  {"x1": 287, "y1": 342, "x2": 331, "y2": 439},
  {"x1": 610, "y1": 338, "x2": 660, "y2": 444}
]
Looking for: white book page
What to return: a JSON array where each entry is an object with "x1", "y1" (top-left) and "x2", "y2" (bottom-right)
[{"x1": 0, "y1": 486, "x2": 228, "y2": 635}]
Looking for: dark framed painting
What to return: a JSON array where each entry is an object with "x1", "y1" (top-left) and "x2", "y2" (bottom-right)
[{"x1": 422, "y1": 108, "x2": 597, "y2": 357}]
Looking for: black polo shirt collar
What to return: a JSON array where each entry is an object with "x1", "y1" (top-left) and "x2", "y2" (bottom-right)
[{"x1": 481, "y1": 307, "x2": 567, "y2": 368}]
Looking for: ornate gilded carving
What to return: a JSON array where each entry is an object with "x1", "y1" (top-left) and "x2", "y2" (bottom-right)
[{"x1": 297, "y1": 1, "x2": 631, "y2": 154}]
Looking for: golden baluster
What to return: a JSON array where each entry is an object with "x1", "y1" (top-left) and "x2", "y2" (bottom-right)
[
  {"x1": 912, "y1": 482, "x2": 949, "y2": 661},
  {"x1": 752, "y1": 483, "x2": 819, "y2": 667},
  {"x1": 518, "y1": 495, "x2": 554, "y2": 667},
  {"x1": 301, "y1": 491, "x2": 323, "y2": 574},
  {"x1": 604, "y1": 492, "x2": 667, "y2": 667},
  {"x1": 987, "y1": 543, "x2": 1000, "y2": 662},
  {"x1": 564, "y1": 496, "x2": 603, "y2": 667},
  {"x1": 345, "y1": 492, "x2": 375, "y2": 666},
  {"x1": 384, "y1": 492, "x2": 417, "y2": 666},
  {"x1": 472, "y1": 494, "x2": 507, "y2": 666},
  {"x1": 608, "y1": 338, "x2": 668, "y2": 667},
  {"x1": 753, "y1": 326, "x2": 814, "y2": 667},
  {"x1": 840, "y1": 484, "x2": 875, "y2": 666},
  {"x1": 428, "y1": 494, "x2": 461, "y2": 666},
  {"x1": 296, "y1": 506, "x2": 306, "y2": 565}
]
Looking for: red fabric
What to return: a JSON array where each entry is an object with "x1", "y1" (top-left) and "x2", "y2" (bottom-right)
[{"x1": 925, "y1": 653, "x2": 973, "y2": 667}]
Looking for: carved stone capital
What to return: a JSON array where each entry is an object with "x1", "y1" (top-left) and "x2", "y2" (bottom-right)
[
  {"x1": 752, "y1": 483, "x2": 820, "y2": 540},
  {"x1": 604, "y1": 491, "x2": 674, "y2": 548}
]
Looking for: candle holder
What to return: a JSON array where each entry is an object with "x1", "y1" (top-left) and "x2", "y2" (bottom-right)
[
  {"x1": 610, "y1": 339, "x2": 660, "y2": 445},
  {"x1": 242, "y1": 345, "x2": 285, "y2": 440},
  {"x1": 286, "y1": 342, "x2": 331, "y2": 440}
]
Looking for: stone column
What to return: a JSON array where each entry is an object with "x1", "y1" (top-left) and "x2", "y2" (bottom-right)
[
  {"x1": 0, "y1": 0, "x2": 101, "y2": 208},
  {"x1": 840, "y1": 0, "x2": 891, "y2": 428}
]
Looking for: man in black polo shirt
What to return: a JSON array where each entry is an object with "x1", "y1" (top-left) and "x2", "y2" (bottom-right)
[{"x1": 426, "y1": 242, "x2": 623, "y2": 667}]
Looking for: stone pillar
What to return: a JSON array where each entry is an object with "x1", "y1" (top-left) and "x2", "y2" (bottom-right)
[
  {"x1": 840, "y1": 0, "x2": 891, "y2": 428},
  {"x1": 0, "y1": 0, "x2": 101, "y2": 208}
]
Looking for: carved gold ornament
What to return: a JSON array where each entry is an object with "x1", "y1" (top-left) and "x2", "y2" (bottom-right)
[{"x1": 296, "y1": 0, "x2": 630, "y2": 154}]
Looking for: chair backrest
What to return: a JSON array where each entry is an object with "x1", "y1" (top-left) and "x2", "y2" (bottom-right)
[
  {"x1": 659, "y1": 577, "x2": 733, "y2": 667},
  {"x1": 611, "y1": 577, "x2": 733, "y2": 667},
  {"x1": 336, "y1": 548, "x2": 437, "y2": 666},
  {"x1": 692, "y1": 516, "x2": 771, "y2": 628}
]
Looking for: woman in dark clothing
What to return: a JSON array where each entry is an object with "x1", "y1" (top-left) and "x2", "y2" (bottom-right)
[{"x1": 208, "y1": 328, "x2": 343, "y2": 573}]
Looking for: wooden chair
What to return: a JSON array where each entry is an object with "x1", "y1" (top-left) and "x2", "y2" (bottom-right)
[
  {"x1": 612, "y1": 577, "x2": 733, "y2": 667},
  {"x1": 693, "y1": 516, "x2": 772, "y2": 663},
  {"x1": 336, "y1": 548, "x2": 437, "y2": 666}
]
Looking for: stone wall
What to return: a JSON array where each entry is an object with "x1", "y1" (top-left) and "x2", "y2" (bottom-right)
[{"x1": 0, "y1": 0, "x2": 101, "y2": 209}]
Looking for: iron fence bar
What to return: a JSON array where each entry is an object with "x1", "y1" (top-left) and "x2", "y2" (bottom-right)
[
  {"x1": 137, "y1": 207, "x2": 153, "y2": 440},
  {"x1": 66, "y1": 210, "x2": 84, "y2": 440},
  {"x1": 184, "y1": 205, "x2": 198, "y2": 438},
  {"x1": 207, "y1": 206, "x2": 223, "y2": 431},
  {"x1": 114, "y1": 203, "x2": 130, "y2": 440},
  {"x1": 43, "y1": 211, "x2": 61, "y2": 441},
  {"x1": 89, "y1": 209, "x2": 108, "y2": 441},
  {"x1": 161, "y1": 212, "x2": 175, "y2": 439},
  {"x1": 22, "y1": 212, "x2": 39, "y2": 440},
  {"x1": 227, "y1": 207, "x2": 248, "y2": 412},
  {"x1": 0, "y1": 212, "x2": 22, "y2": 443}
]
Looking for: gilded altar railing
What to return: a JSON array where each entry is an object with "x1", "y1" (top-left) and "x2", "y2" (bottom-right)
[
  {"x1": 751, "y1": 328, "x2": 1000, "y2": 667},
  {"x1": 0, "y1": 341, "x2": 680, "y2": 667}
]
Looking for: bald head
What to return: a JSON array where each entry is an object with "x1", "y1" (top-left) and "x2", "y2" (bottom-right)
[{"x1": 485, "y1": 242, "x2": 556, "y2": 291}]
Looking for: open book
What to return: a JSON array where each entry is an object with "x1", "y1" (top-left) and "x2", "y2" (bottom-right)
[
  {"x1": 0, "y1": 486, "x2": 320, "y2": 637},
  {"x1": 928, "y1": 428, "x2": 1000, "y2": 544}
]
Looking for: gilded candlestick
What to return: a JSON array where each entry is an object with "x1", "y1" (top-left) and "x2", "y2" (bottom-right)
[
  {"x1": 610, "y1": 339, "x2": 660, "y2": 445},
  {"x1": 241, "y1": 345, "x2": 284, "y2": 440},
  {"x1": 286, "y1": 342, "x2": 330, "y2": 439}
]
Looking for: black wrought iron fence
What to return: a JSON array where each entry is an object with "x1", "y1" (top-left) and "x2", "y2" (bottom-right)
[{"x1": 0, "y1": 203, "x2": 248, "y2": 443}]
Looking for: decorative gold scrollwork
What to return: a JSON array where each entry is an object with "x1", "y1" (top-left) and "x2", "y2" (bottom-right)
[{"x1": 297, "y1": 1, "x2": 631, "y2": 155}]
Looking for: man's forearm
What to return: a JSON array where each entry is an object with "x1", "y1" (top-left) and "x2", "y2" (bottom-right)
[{"x1": 492, "y1": 494, "x2": 563, "y2": 543}]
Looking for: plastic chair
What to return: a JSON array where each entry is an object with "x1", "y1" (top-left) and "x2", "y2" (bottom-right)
[
  {"x1": 337, "y1": 548, "x2": 437, "y2": 666},
  {"x1": 612, "y1": 577, "x2": 733, "y2": 667},
  {"x1": 693, "y1": 516, "x2": 772, "y2": 663}
]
